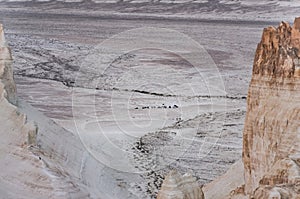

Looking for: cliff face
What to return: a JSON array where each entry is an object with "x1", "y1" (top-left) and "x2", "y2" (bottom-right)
[
  {"x1": 243, "y1": 18, "x2": 300, "y2": 197},
  {"x1": 0, "y1": 24, "x2": 16, "y2": 104}
]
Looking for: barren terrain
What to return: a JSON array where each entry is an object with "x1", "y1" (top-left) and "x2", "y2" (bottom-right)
[{"x1": 0, "y1": 1, "x2": 298, "y2": 198}]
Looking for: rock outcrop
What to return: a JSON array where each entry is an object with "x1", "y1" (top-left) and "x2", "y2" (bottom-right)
[
  {"x1": 157, "y1": 170, "x2": 204, "y2": 199},
  {"x1": 0, "y1": 24, "x2": 16, "y2": 105},
  {"x1": 242, "y1": 17, "x2": 300, "y2": 197},
  {"x1": 0, "y1": 24, "x2": 37, "y2": 147}
]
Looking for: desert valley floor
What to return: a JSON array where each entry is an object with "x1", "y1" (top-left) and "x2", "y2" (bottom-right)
[{"x1": 0, "y1": 1, "x2": 299, "y2": 198}]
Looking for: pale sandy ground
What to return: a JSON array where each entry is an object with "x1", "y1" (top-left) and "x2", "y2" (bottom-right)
[{"x1": 0, "y1": 1, "x2": 298, "y2": 198}]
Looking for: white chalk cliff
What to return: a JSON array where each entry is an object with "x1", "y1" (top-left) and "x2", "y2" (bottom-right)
[{"x1": 241, "y1": 17, "x2": 300, "y2": 198}]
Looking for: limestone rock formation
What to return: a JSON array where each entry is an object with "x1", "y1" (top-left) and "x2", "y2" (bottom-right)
[
  {"x1": 0, "y1": 24, "x2": 16, "y2": 105},
  {"x1": 157, "y1": 170, "x2": 204, "y2": 199},
  {"x1": 0, "y1": 24, "x2": 37, "y2": 147},
  {"x1": 242, "y1": 17, "x2": 300, "y2": 197}
]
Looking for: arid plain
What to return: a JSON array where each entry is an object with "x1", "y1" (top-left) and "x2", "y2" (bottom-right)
[{"x1": 0, "y1": 1, "x2": 299, "y2": 198}]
